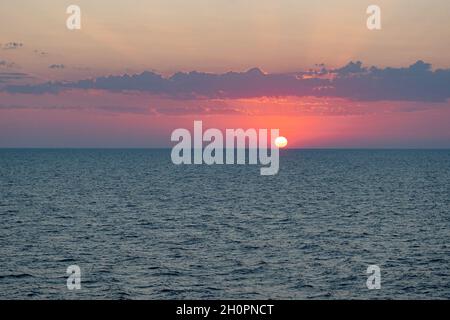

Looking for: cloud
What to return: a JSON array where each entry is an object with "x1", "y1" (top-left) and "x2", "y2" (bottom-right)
[
  {"x1": 0, "y1": 102, "x2": 247, "y2": 116},
  {"x1": 34, "y1": 50, "x2": 49, "y2": 56},
  {"x1": 333, "y1": 61, "x2": 366, "y2": 75},
  {"x1": 0, "y1": 103, "x2": 150, "y2": 114},
  {"x1": 3, "y1": 81, "x2": 60, "y2": 93},
  {"x1": 49, "y1": 64, "x2": 65, "y2": 69},
  {"x1": 2, "y1": 42, "x2": 23, "y2": 50},
  {"x1": 0, "y1": 60, "x2": 17, "y2": 69},
  {"x1": 151, "y1": 105, "x2": 244, "y2": 115},
  {"x1": 2, "y1": 61, "x2": 450, "y2": 102},
  {"x1": 0, "y1": 72, "x2": 29, "y2": 83},
  {"x1": 330, "y1": 60, "x2": 450, "y2": 102}
]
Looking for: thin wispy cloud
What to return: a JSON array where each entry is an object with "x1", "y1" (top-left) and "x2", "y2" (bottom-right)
[
  {"x1": 0, "y1": 60, "x2": 17, "y2": 69},
  {"x1": 0, "y1": 72, "x2": 29, "y2": 83},
  {"x1": 1, "y1": 42, "x2": 23, "y2": 50},
  {"x1": 33, "y1": 49, "x2": 49, "y2": 56},
  {"x1": 48, "y1": 64, "x2": 65, "y2": 69}
]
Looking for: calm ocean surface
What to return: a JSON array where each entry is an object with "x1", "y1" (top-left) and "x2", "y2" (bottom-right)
[{"x1": 0, "y1": 149, "x2": 449, "y2": 299}]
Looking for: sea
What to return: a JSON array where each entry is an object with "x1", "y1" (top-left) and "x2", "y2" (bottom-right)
[{"x1": 0, "y1": 149, "x2": 449, "y2": 299}]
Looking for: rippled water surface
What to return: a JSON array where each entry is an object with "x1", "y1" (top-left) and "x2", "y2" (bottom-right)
[{"x1": 1, "y1": 149, "x2": 449, "y2": 299}]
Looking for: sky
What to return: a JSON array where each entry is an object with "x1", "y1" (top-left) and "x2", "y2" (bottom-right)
[{"x1": 1, "y1": 0, "x2": 450, "y2": 148}]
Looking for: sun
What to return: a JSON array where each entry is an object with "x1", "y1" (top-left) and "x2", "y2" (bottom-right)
[{"x1": 275, "y1": 136, "x2": 288, "y2": 148}]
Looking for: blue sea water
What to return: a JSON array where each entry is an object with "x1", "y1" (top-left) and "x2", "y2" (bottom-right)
[{"x1": 0, "y1": 149, "x2": 449, "y2": 299}]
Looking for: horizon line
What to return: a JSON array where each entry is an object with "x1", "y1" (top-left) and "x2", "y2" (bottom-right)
[{"x1": 1, "y1": 147, "x2": 449, "y2": 150}]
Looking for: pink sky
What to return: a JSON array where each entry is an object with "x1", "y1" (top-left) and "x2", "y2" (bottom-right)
[{"x1": 1, "y1": 1, "x2": 450, "y2": 147}]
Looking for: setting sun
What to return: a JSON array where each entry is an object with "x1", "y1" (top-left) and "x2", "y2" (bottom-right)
[{"x1": 275, "y1": 136, "x2": 288, "y2": 148}]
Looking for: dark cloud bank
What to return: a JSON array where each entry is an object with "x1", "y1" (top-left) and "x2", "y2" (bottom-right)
[{"x1": 3, "y1": 61, "x2": 450, "y2": 102}]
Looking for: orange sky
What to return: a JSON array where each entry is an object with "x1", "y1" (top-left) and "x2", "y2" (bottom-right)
[{"x1": 1, "y1": 1, "x2": 450, "y2": 147}]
